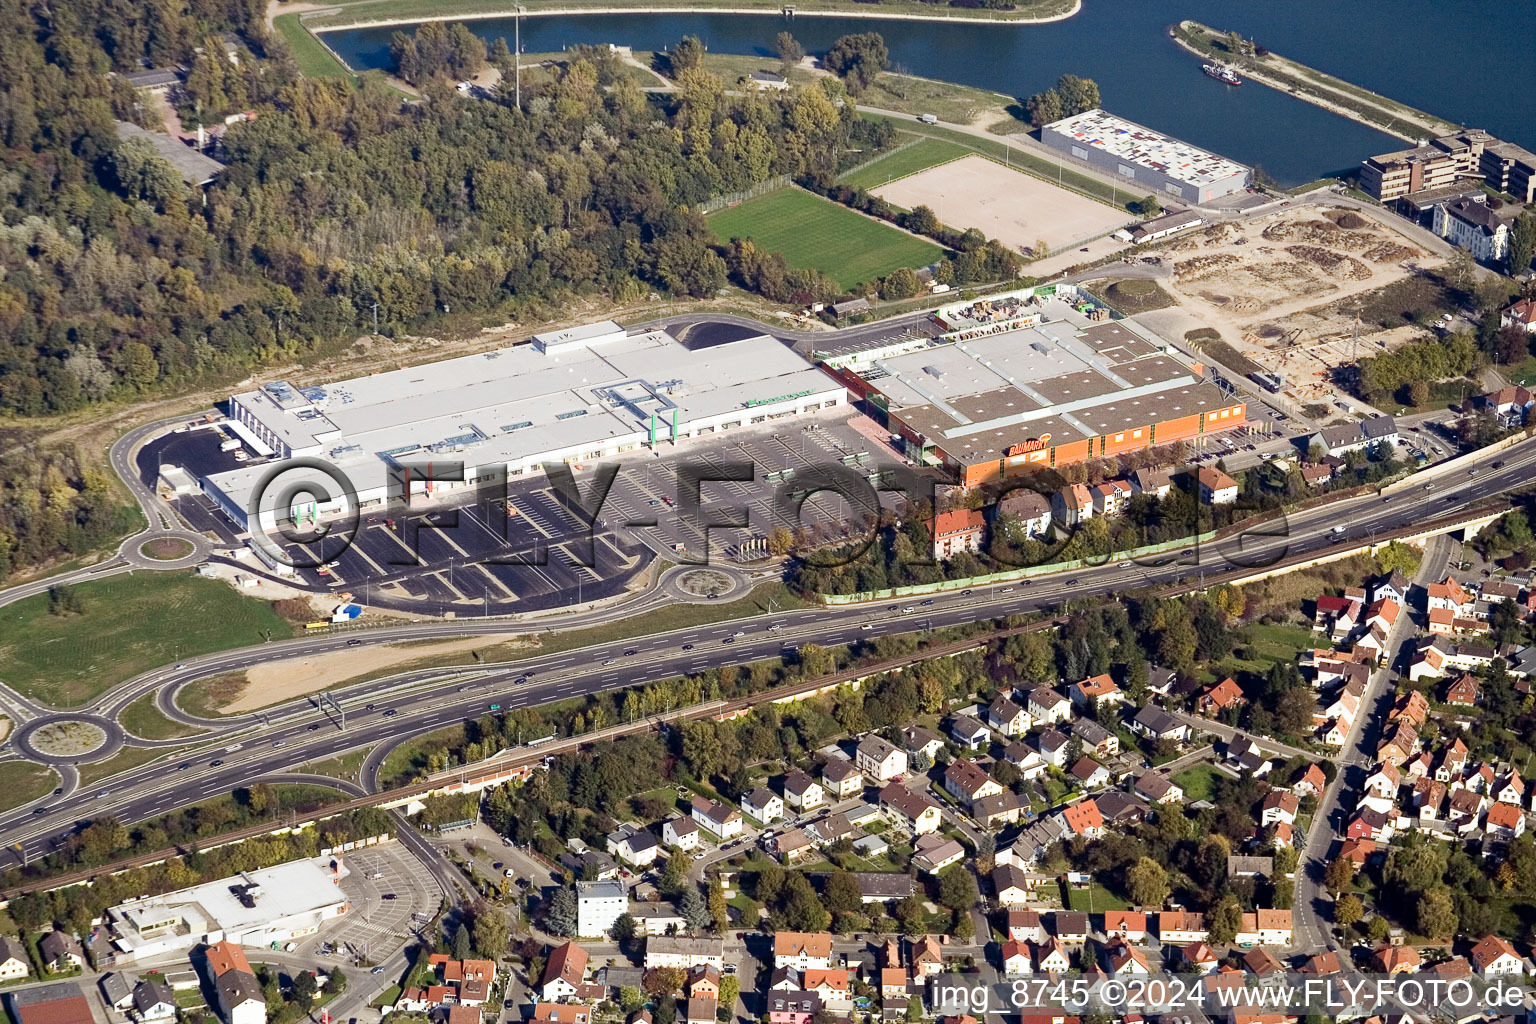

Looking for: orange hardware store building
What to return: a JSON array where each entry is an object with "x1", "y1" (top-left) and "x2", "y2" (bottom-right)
[{"x1": 824, "y1": 318, "x2": 1246, "y2": 487}]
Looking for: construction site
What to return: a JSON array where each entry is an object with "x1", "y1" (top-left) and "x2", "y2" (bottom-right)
[{"x1": 1141, "y1": 205, "x2": 1439, "y2": 417}]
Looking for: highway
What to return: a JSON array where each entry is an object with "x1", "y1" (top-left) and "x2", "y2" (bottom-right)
[{"x1": 2, "y1": 435, "x2": 1532, "y2": 866}]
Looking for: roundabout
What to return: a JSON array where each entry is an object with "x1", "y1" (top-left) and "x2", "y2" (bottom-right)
[
  {"x1": 14, "y1": 714, "x2": 126, "y2": 765},
  {"x1": 663, "y1": 565, "x2": 749, "y2": 603},
  {"x1": 117, "y1": 528, "x2": 213, "y2": 570}
]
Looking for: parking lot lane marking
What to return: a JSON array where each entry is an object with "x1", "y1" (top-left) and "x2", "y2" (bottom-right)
[
  {"x1": 428, "y1": 570, "x2": 473, "y2": 604},
  {"x1": 473, "y1": 561, "x2": 519, "y2": 598},
  {"x1": 377, "y1": 522, "x2": 426, "y2": 565}
]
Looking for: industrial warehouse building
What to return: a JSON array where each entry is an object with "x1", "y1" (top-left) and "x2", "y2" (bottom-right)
[
  {"x1": 822, "y1": 291, "x2": 1247, "y2": 487},
  {"x1": 1041, "y1": 108, "x2": 1251, "y2": 204},
  {"x1": 204, "y1": 321, "x2": 846, "y2": 530},
  {"x1": 103, "y1": 858, "x2": 349, "y2": 962}
]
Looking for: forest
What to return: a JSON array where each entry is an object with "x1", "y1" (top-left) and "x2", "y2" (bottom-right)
[{"x1": 0, "y1": 4, "x2": 895, "y2": 420}]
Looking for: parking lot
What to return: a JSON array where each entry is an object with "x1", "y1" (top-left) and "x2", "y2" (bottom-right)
[
  {"x1": 147, "y1": 409, "x2": 924, "y2": 613},
  {"x1": 314, "y1": 841, "x2": 440, "y2": 963}
]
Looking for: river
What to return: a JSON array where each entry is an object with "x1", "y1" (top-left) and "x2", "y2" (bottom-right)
[{"x1": 321, "y1": 0, "x2": 1536, "y2": 189}]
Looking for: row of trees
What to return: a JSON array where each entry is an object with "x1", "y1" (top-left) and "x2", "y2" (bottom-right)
[{"x1": 1024, "y1": 73, "x2": 1101, "y2": 126}]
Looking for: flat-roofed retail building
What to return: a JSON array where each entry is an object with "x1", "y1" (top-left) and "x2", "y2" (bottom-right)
[
  {"x1": 824, "y1": 292, "x2": 1246, "y2": 487},
  {"x1": 206, "y1": 322, "x2": 846, "y2": 530}
]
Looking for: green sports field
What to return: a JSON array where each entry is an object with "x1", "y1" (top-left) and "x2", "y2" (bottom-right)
[
  {"x1": 839, "y1": 137, "x2": 973, "y2": 192},
  {"x1": 707, "y1": 187, "x2": 943, "y2": 291}
]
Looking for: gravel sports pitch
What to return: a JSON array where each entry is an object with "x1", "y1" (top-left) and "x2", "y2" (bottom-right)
[{"x1": 872, "y1": 154, "x2": 1130, "y2": 256}]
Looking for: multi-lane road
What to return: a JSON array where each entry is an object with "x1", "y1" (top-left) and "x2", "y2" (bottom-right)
[{"x1": 3, "y1": 433, "x2": 1531, "y2": 866}]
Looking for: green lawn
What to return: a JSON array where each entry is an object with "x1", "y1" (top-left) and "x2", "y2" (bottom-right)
[
  {"x1": 1172, "y1": 764, "x2": 1225, "y2": 804},
  {"x1": 275, "y1": 13, "x2": 356, "y2": 81},
  {"x1": 0, "y1": 573, "x2": 294, "y2": 706},
  {"x1": 120, "y1": 692, "x2": 207, "y2": 740},
  {"x1": 77, "y1": 745, "x2": 170, "y2": 788},
  {"x1": 1064, "y1": 882, "x2": 1129, "y2": 912},
  {"x1": 0, "y1": 761, "x2": 59, "y2": 814},
  {"x1": 707, "y1": 187, "x2": 943, "y2": 291},
  {"x1": 840, "y1": 137, "x2": 974, "y2": 192}
]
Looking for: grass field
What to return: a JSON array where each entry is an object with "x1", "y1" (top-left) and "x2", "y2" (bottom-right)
[
  {"x1": 78, "y1": 746, "x2": 168, "y2": 788},
  {"x1": 707, "y1": 187, "x2": 942, "y2": 291},
  {"x1": 120, "y1": 693, "x2": 207, "y2": 740},
  {"x1": 840, "y1": 138, "x2": 972, "y2": 192},
  {"x1": 275, "y1": 13, "x2": 356, "y2": 81},
  {"x1": 0, "y1": 574, "x2": 294, "y2": 707},
  {"x1": 1064, "y1": 882, "x2": 1130, "y2": 912},
  {"x1": 0, "y1": 761, "x2": 59, "y2": 814},
  {"x1": 1173, "y1": 764, "x2": 1226, "y2": 804}
]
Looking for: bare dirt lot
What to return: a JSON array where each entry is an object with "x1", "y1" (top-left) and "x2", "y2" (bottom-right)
[
  {"x1": 224, "y1": 634, "x2": 534, "y2": 712},
  {"x1": 1142, "y1": 206, "x2": 1441, "y2": 412},
  {"x1": 872, "y1": 154, "x2": 1130, "y2": 254}
]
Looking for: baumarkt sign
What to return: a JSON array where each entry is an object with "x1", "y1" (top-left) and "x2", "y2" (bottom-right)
[
  {"x1": 744, "y1": 389, "x2": 816, "y2": 408},
  {"x1": 1006, "y1": 433, "x2": 1053, "y2": 457}
]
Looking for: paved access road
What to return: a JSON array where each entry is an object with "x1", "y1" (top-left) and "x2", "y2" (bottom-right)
[{"x1": 2, "y1": 437, "x2": 1531, "y2": 864}]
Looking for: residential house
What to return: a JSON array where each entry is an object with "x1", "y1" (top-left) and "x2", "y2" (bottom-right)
[
  {"x1": 1469, "y1": 936, "x2": 1524, "y2": 977},
  {"x1": 1371, "y1": 947, "x2": 1422, "y2": 976},
  {"x1": 1446, "y1": 674, "x2": 1480, "y2": 707},
  {"x1": 1378, "y1": 722, "x2": 1419, "y2": 766},
  {"x1": 1293, "y1": 764, "x2": 1327, "y2": 798},
  {"x1": 1053, "y1": 484, "x2": 1094, "y2": 527},
  {"x1": 1227, "y1": 856, "x2": 1274, "y2": 880},
  {"x1": 1106, "y1": 941, "x2": 1151, "y2": 978},
  {"x1": 1371, "y1": 569, "x2": 1411, "y2": 606},
  {"x1": 1427, "y1": 577, "x2": 1474, "y2": 618},
  {"x1": 1069, "y1": 757, "x2": 1110, "y2": 790},
  {"x1": 1502, "y1": 300, "x2": 1536, "y2": 334},
  {"x1": 0, "y1": 936, "x2": 30, "y2": 983},
  {"x1": 1003, "y1": 741, "x2": 1048, "y2": 780},
  {"x1": 773, "y1": 933, "x2": 833, "y2": 972},
  {"x1": 39, "y1": 932, "x2": 84, "y2": 973},
  {"x1": 912, "y1": 834, "x2": 966, "y2": 875},
  {"x1": 773, "y1": 828, "x2": 814, "y2": 865},
  {"x1": 1181, "y1": 942, "x2": 1219, "y2": 973},
  {"x1": 575, "y1": 880, "x2": 629, "y2": 938},
  {"x1": 1062, "y1": 798, "x2": 1105, "y2": 839},
  {"x1": 1434, "y1": 198, "x2": 1512, "y2": 262},
  {"x1": 997, "y1": 489, "x2": 1054, "y2": 537},
  {"x1": 910, "y1": 937, "x2": 943, "y2": 978},
  {"x1": 1095, "y1": 790, "x2": 1148, "y2": 826},
  {"x1": 820, "y1": 761, "x2": 863, "y2": 799},
  {"x1": 205, "y1": 942, "x2": 264, "y2": 1024},
  {"x1": 1000, "y1": 939, "x2": 1032, "y2": 976},
  {"x1": 644, "y1": 937, "x2": 725, "y2": 971},
  {"x1": 1347, "y1": 807, "x2": 1393, "y2": 842},
  {"x1": 1037, "y1": 729, "x2": 1071, "y2": 768},
  {"x1": 533, "y1": 1006, "x2": 591, "y2": 1024},
  {"x1": 130, "y1": 980, "x2": 177, "y2": 1024},
  {"x1": 1196, "y1": 467, "x2": 1239, "y2": 504},
  {"x1": 687, "y1": 965, "x2": 719, "y2": 1001},
  {"x1": 986, "y1": 696, "x2": 1032, "y2": 738},
  {"x1": 1159, "y1": 912, "x2": 1209, "y2": 944},
  {"x1": 1052, "y1": 912, "x2": 1089, "y2": 947},
  {"x1": 1134, "y1": 774, "x2": 1183, "y2": 805},
  {"x1": 1197, "y1": 677, "x2": 1245, "y2": 716},
  {"x1": 929, "y1": 508, "x2": 986, "y2": 560},
  {"x1": 1006, "y1": 910, "x2": 1048, "y2": 943},
  {"x1": 7, "y1": 985, "x2": 96, "y2": 1024},
  {"x1": 1027, "y1": 688, "x2": 1073, "y2": 725},
  {"x1": 540, "y1": 943, "x2": 589, "y2": 1002},
  {"x1": 1131, "y1": 705, "x2": 1189, "y2": 743},
  {"x1": 743, "y1": 788, "x2": 784, "y2": 824},
  {"x1": 949, "y1": 715, "x2": 990, "y2": 751},
  {"x1": 1130, "y1": 467, "x2": 1173, "y2": 499},
  {"x1": 1103, "y1": 911, "x2": 1148, "y2": 942},
  {"x1": 1390, "y1": 691, "x2": 1430, "y2": 729},
  {"x1": 1486, "y1": 801, "x2": 1526, "y2": 839},
  {"x1": 1070, "y1": 673, "x2": 1124, "y2": 710},
  {"x1": 1260, "y1": 791, "x2": 1299, "y2": 827},
  {"x1": 878, "y1": 783, "x2": 942, "y2": 835},
  {"x1": 1235, "y1": 910, "x2": 1292, "y2": 948},
  {"x1": 607, "y1": 826, "x2": 661, "y2": 868},
  {"x1": 856, "y1": 736, "x2": 907, "y2": 783},
  {"x1": 767, "y1": 993, "x2": 819, "y2": 1024},
  {"x1": 1034, "y1": 939, "x2": 1070, "y2": 974},
  {"x1": 992, "y1": 865, "x2": 1033, "y2": 908},
  {"x1": 854, "y1": 874, "x2": 913, "y2": 905},
  {"x1": 902, "y1": 726, "x2": 945, "y2": 762},
  {"x1": 781, "y1": 771, "x2": 824, "y2": 813},
  {"x1": 944, "y1": 758, "x2": 1003, "y2": 806},
  {"x1": 663, "y1": 817, "x2": 701, "y2": 851},
  {"x1": 1072, "y1": 718, "x2": 1119, "y2": 758},
  {"x1": 1090, "y1": 479, "x2": 1133, "y2": 517},
  {"x1": 690, "y1": 797, "x2": 743, "y2": 839}
]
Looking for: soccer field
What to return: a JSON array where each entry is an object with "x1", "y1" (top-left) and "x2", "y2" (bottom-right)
[
  {"x1": 707, "y1": 187, "x2": 943, "y2": 292},
  {"x1": 840, "y1": 137, "x2": 973, "y2": 192}
]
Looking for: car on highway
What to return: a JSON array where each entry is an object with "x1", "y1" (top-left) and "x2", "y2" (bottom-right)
[
  {"x1": 372, "y1": 967, "x2": 386, "y2": 975},
  {"x1": 720, "y1": 637, "x2": 734, "y2": 645},
  {"x1": 175, "y1": 663, "x2": 186, "y2": 670},
  {"x1": 365, "y1": 703, "x2": 376, "y2": 710},
  {"x1": 920, "y1": 599, "x2": 934, "y2": 606},
  {"x1": 603, "y1": 657, "x2": 618, "y2": 665},
  {"x1": 514, "y1": 674, "x2": 530, "y2": 683},
  {"x1": 859, "y1": 624, "x2": 875, "y2": 631},
  {"x1": 1067, "y1": 578, "x2": 1079, "y2": 586},
  {"x1": 272, "y1": 740, "x2": 287, "y2": 747},
  {"x1": 176, "y1": 764, "x2": 190, "y2": 772},
  {"x1": 308, "y1": 723, "x2": 321, "y2": 731},
  {"x1": 347, "y1": 639, "x2": 362, "y2": 647},
  {"x1": 623, "y1": 648, "x2": 638, "y2": 656},
  {"x1": 383, "y1": 709, "x2": 398, "y2": 717},
  {"x1": 1493, "y1": 460, "x2": 1506, "y2": 469},
  {"x1": 732, "y1": 630, "x2": 745, "y2": 638},
  {"x1": 209, "y1": 759, "x2": 223, "y2": 766},
  {"x1": 681, "y1": 643, "x2": 694, "y2": 651},
  {"x1": 32, "y1": 806, "x2": 48, "y2": 815},
  {"x1": 961, "y1": 589, "x2": 973, "y2": 595}
]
